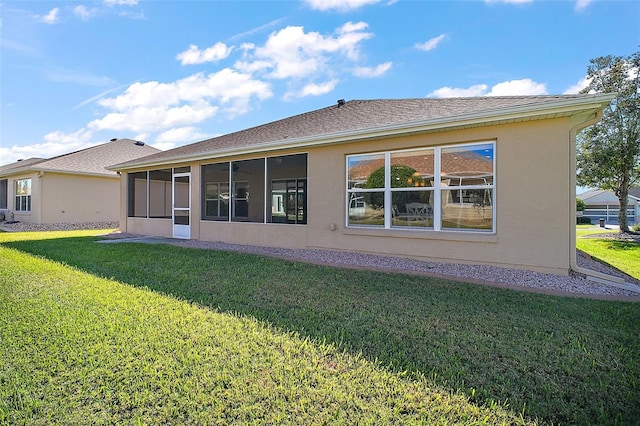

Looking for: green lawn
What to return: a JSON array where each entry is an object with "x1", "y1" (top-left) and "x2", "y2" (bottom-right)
[
  {"x1": 576, "y1": 226, "x2": 640, "y2": 280},
  {"x1": 2, "y1": 230, "x2": 639, "y2": 425}
]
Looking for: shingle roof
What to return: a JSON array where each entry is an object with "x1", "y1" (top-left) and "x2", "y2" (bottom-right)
[
  {"x1": 0, "y1": 139, "x2": 160, "y2": 177},
  {"x1": 111, "y1": 94, "x2": 613, "y2": 170}
]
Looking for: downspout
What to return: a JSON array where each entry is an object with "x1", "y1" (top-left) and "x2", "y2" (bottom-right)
[{"x1": 569, "y1": 110, "x2": 640, "y2": 293}]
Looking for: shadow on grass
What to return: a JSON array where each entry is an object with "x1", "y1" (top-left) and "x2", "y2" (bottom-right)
[{"x1": 3, "y1": 236, "x2": 640, "y2": 426}]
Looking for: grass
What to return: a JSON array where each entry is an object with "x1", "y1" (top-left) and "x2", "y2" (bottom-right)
[
  {"x1": 576, "y1": 227, "x2": 640, "y2": 280},
  {"x1": 2, "y1": 230, "x2": 640, "y2": 425}
]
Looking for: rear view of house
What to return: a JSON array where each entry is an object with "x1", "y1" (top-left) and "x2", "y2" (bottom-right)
[
  {"x1": 0, "y1": 138, "x2": 160, "y2": 224},
  {"x1": 110, "y1": 95, "x2": 613, "y2": 276}
]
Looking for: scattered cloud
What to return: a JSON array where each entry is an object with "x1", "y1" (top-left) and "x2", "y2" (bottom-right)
[
  {"x1": 574, "y1": 0, "x2": 593, "y2": 12},
  {"x1": 12, "y1": 18, "x2": 388, "y2": 157},
  {"x1": 73, "y1": 5, "x2": 94, "y2": 21},
  {"x1": 237, "y1": 22, "x2": 373, "y2": 81},
  {"x1": 228, "y1": 17, "x2": 288, "y2": 42},
  {"x1": 36, "y1": 8, "x2": 59, "y2": 24},
  {"x1": 0, "y1": 129, "x2": 97, "y2": 164},
  {"x1": 488, "y1": 79, "x2": 547, "y2": 95},
  {"x1": 428, "y1": 78, "x2": 548, "y2": 98},
  {"x1": 353, "y1": 61, "x2": 392, "y2": 77},
  {"x1": 428, "y1": 84, "x2": 489, "y2": 98},
  {"x1": 88, "y1": 69, "x2": 272, "y2": 133},
  {"x1": 415, "y1": 34, "x2": 447, "y2": 52},
  {"x1": 288, "y1": 79, "x2": 339, "y2": 99},
  {"x1": 44, "y1": 67, "x2": 116, "y2": 86},
  {"x1": 154, "y1": 127, "x2": 208, "y2": 146},
  {"x1": 563, "y1": 76, "x2": 591, "y2": 94},
  {"x1": 304, "y1": 0, "x2": 383, "y2": 12},
  {"x1": 104, "y1": 0, "x2": 138, "y2": 5},
  {"x1": 177, "y1": 43, "x2": 234, "y2": 65}
]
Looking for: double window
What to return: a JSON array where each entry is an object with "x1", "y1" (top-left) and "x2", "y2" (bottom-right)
[
  {"x1": 201, "y1": 153, "x2": 307, "y2": 224},
  {"x1": 15, "y1": 178, "x2": 32, "y2": 212},
  {"x1": 347, "y1": 142, "x2": 494, "y2": 232}
]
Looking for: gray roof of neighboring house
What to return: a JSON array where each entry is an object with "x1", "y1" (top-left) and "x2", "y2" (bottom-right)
[
  {"x1": 0, "y1": 139, "x2": 160, "y2": 178},
  {"x1": 579, "y1": 188, "x2": 640, "y2": 201},
  {"x1": 111, "y1": 94, "x2": 613, "y2": 171}
]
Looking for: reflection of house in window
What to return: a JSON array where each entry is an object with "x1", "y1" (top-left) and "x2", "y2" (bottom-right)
[{"x1": 346, "y1": 142, "x2": 494, "y2": 231}]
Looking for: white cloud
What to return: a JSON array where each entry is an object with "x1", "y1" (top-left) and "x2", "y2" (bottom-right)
[
  {"x1": 304, "y1": 0, "x2": 382, "y2": 12},
  {"x1": 353, "y1": 61, "x2": 392, "y2": 77},
  {"x1": 104, "y1": 0, "x2": 138, "y2": 5},
  {"x1": 36, "y1": 8, "x2": 59, "y2": 24},
  {"x1": 176, "y1": 42, "x2": 234, "y2": 65},
  {"x1": 88, "y1": 69, "x2": 272, "y2": 133},
  {"x1": 574, "y1": 0, "x2": 593, "y2": 11},
  {"x1": 415, "y1": 34, "x2": 446, "y2": 52},
  {"x1": 73, "y1": 5, "x2": 95, "y2": 21},
  {"x1": 0, "y1": 129, "x2": 97, "y2": 165},
  {"x1": 487, "y1": 79, "x2": 547, "y2": 96},
  {"x1": 428, "y1": 79, "x2": 548, "y2": 98},
  {"x1": 563, "y1": 76, "x2": 592, "y2": 94},
  {"x1": 428, "y1": 84, "x2": 489, "y2": 98},
  {"x1": 154, "y1": 127, "x2": 208, "y2": 145},
  {"x1": 241, "y1": 22, "x2": 373, "y2": 81},
  {"x1": 296, "y1": 80, "x2": 339, "y2": 98},
  {"x1": 228, "y1": 17, "x2": 287, "y2": 42},
  {"x1": 89, "y1": 102, "x2": 219, "y2": 133}
]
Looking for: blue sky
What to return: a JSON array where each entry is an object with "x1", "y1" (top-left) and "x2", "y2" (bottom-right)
[{"x1": 1, "y1": 0, "x2": 638, "y2": 165}]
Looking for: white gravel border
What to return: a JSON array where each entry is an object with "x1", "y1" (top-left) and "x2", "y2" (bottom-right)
[{"x1": 172, "y1": 239, "x2": 640, "y2": 298}]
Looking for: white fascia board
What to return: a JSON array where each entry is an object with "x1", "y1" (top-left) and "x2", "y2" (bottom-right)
[{"x1": 113, "y1": 94, "x2": 615, "y2": 171}]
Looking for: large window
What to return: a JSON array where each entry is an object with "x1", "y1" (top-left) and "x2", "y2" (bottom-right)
[
  {"x1": 347, "y1": 142, "x2": 494, "y2": 232},
  {"x1": 202, "y1": 153, "x2": 307, "y2": 225},
  {"x1": 127, "y1": 169, "x2": 173, "y2": 218},
  {"x1": 15, "y1": 178, "x2": 32, "y2": 212}
]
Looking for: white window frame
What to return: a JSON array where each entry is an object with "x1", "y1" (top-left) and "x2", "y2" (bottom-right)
[
  {"x1": 14, "y1": 178, "x2": 32, "y2": 212},
  {"x1": 346, "y1": 141, "x2": 496, "y2": 233}
]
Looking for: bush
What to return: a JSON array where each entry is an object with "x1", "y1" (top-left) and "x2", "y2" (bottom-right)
[
  {"x1": 577, "y1": 216, "x2": 592, "y2": 225},
  {"x1": 576, "y1": 197, "x2": 586, "y2": 211},
  {"x1": 632, "y1": 223, "x2": 640, "y2": 232}
]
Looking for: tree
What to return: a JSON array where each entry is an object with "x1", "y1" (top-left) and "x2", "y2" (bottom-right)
[
  {"x1": 365, "y1": 164, "x2": 419, "y2": 209},
  {"x1": 577, "y1": 49, "x2": 640, "y2": 233}
]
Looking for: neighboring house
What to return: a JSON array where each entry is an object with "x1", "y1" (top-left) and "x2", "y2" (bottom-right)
[
  {"x1": 110, "y1": 95, "x2": 612, "y2": 276},
  {"x1": 0, "y1": 138, "x2": 160, "y2": 224},
  {"x1": 578, "y1": 188, "x2": 640, "y2": 225}
]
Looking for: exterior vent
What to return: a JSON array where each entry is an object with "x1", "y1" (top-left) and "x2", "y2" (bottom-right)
[
  {"x1": 110, "y1": 138, "x2": 118, "y2": 142},
  {"x1": 134, "y1": 141, "x2": 145, "y2": 146},
  {"x1": 337, "y1": 99, "x2": 345, "y2": 106}
]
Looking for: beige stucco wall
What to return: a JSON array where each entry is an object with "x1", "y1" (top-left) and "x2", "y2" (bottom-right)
[
  {"x1": 120, "y1": 117, "x2": 574, "y2": 275},
  {"x1": 39, "y1": 173, "x2": 120, "y2": 223}
]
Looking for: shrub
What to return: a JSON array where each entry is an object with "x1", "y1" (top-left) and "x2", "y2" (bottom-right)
[
  {"x1": 577, "y1": 216, "x2": 592, "y2": 225},
  {"x1": 632, "y1": 223, "x2": 640, "y2": 232},
  {"x1": 576, "y1": 197, "x2": 586, "y2": 211}
]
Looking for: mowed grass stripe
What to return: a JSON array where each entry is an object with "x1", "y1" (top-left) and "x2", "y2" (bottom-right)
[{"x1": 0, "y1": 244, "x2": 528, "y2": 425}]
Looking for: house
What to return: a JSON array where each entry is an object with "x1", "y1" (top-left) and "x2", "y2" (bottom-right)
[
  {"x1": 110, "y1": 94, "x2": 613, "y2": 276},
  {"x1": 578, "y1": 188, "x2": 640, "y2": 225},
  {"x1": 0, "y1": 138, "x2": 160, "y2": 224}
]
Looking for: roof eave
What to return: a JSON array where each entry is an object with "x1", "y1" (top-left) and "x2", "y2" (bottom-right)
[{"x1": 110, "y1": 94, "x2": 614, "y2": 171}]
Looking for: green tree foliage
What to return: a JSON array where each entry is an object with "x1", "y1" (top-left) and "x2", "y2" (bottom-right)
[
  {"x1": 577, "y1": 49, "x2": 640, "y2": 232},
  {"x1": 365, "y1": 164, "x2": 418, "y2": 208}
]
